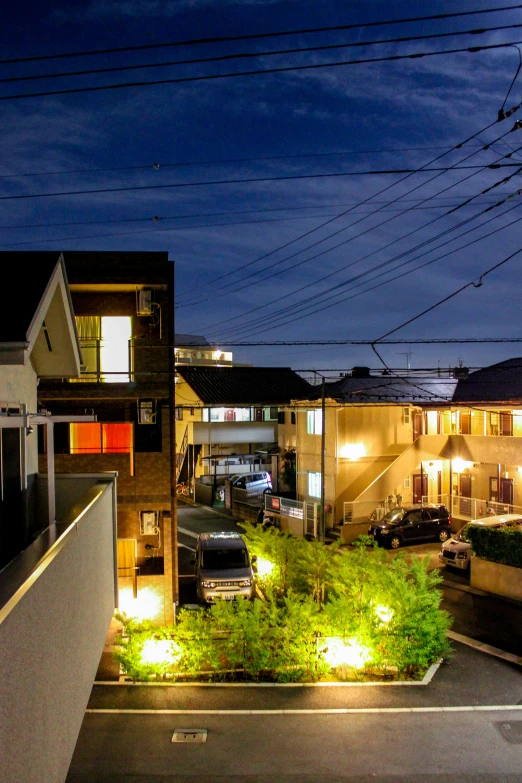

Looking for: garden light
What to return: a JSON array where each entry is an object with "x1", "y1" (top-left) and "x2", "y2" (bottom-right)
[
  {"x1": 256, "y1": 556, "x2": 275, "y2": 578},
  {"x1": 374, "y1": 604, "x2": 393, "y2": 624},
  {"x1": 140, "y1": 639, "x2": 181, "y2": 666},
  {"x1": 119, "y1": 586, "x2": 162, "y2": 621},
  {"x1": 323, "y1": 637, "x2": 372, "y2": 669}
]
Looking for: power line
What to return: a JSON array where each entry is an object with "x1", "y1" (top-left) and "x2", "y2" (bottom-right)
[
  {"x1": 373, "y1": 246, "x2": 522, "y2": 343},
  {"x1": 3, "y1": 39, "x2": 522, "y2": 101},
  {"x1": 0, "y1": 144, "x2": 490, "y2": 181},
  {"x1": 4, "y1": 4, "x2": 521, "y2": 64},
  {"x1": 3, "y1": 162, "x2": 522, "y2": 202},
  {"x1": 189, "y1": 133, "x2": 522, "y2": 327},
  {"x1": 209, "y1": 194, "x2": 522, "y2": 342},
  {"x1": 6, "y1": 22, "x2": 522, "y2": 85}
]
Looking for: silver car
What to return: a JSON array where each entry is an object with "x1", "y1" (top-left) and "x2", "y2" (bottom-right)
[
  {"x1": 195, "y1": 531, "x2": 256, "y2": 603},
  {"x1": 439, "y1": 513, "x2": 522, "y2": 570}
]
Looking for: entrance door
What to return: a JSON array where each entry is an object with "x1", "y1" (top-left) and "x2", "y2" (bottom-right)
[
  {"x1": 500, "y1": 412, "x2": 513, "y2": 436},
  {"x1": 413, "y1": 473, "x2": 428, "y2": 504},
  {"x1": 459, "y1": 474, "x2": 472, "y2": 516},
  {"x1": 500, "y1": 477, "x2": 514, "y2": 510},
  {"x1": 459, "y1": 411, "x2": 471, "y2": 434}
]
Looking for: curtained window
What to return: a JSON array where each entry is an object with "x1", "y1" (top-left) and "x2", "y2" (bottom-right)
[{"x1": 70, "y1": 423, "x2": 133, "y2": 454}]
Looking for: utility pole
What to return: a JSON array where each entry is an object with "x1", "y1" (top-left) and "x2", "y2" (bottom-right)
[{"x1": 320, "y1": 377, "x2": 326, "y2": 543}]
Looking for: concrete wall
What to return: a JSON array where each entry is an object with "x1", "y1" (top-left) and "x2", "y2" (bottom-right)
[
  {"x1": 470, "y1": 556, "x2": 522, "y2": 601},
  {"x1": 0, "y1": 480, "x2": 116, "y2": 783}
]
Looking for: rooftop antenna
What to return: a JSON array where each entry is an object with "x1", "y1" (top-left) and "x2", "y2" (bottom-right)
[{"x1": 397, "y1": 350, "x2": 413, "y2": 373}]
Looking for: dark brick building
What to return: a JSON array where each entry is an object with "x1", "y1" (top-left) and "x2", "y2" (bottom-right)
[{"x1": 37, "y1": 251, "x2": 176, "y2": 624}]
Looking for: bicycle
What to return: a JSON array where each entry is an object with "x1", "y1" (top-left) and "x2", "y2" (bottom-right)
[{"x1": 176, "y1": 481, "x2": 192, "y2": 496}]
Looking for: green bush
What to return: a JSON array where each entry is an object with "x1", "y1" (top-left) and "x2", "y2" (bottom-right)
[
  {"x1": 467, "y1": 525, "x2": 522, "y2": 568},
  {"x1": 114, "y1": 527, "x2": 451, "y2": 682}
]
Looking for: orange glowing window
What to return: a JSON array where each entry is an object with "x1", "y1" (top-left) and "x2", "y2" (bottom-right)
[{"x1": 70, "y1": 423, "x2": 133, "y2": 454}]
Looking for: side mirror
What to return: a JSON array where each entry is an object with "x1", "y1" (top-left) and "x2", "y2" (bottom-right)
[
  {"x1": 190, "y1": 558, "x2": 196, "y2": 565},
  {"x1": 251, "y1": 555, "x2": 257, "y2": 563}
]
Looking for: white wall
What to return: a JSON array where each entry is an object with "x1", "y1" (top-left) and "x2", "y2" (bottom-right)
[{"x1": 0, "y1": 480, "x2": 116, "y2": 783}]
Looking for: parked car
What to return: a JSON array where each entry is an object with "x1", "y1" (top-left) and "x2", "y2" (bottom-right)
[
  {"x1": 439, "y1": 513, "x2": 522, "y2": 570},
  {"x1": 194, "y1": 531, "x2": 256, "y2": 603},
  {"x1": 368, "y1": 504, "x2": 452, "y2": 549},
  {"x1": 230, "y1": 471, "x2": 272, "y2": 494}
]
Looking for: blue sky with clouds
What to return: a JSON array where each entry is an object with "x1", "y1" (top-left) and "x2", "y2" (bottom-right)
[{"x1": 1, "y1": 0, "x2": 522, "y2": 375}]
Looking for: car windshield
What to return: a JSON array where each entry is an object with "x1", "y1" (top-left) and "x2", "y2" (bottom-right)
[
  {"x1": 455, "y1": 525, "x2": 471, "y2": 542},
  {"x1": 201, "y1": 548, "x2": 249, "y2": 570},
  {"x1": 381, "y1": 509, "x2": 405, "y2": 524}
]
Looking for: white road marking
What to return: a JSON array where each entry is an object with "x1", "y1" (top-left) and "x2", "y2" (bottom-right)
[{"x1": 85, "y1": 705, "x2": 522, "y2": 715}]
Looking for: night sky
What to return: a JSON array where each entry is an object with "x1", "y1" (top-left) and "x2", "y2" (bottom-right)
[{"x1": 2, "y1": 0, "x2": 522, "y2": 377}]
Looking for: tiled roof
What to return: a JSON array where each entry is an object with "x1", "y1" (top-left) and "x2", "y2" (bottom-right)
[
  {"x1": 307, "y1": 375, "x2": 458, "y2": 404},
  {"x1": 176, "y1": 366, "x2": 312, "y2": 405},
  {"x1": 0, "y1": 252, "x2": 62, "y2": 342},
  {"x1": 453, "y1": 358, "x2": 522, "y2": 403},
  {"x1": 174, "y1": 334, "x2": 211, "y2": 347}
]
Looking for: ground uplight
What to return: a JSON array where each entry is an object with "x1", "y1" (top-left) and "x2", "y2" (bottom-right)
[
  {"x1": 140, "y1": 639, "x2": 181, "y2": 666},
  {"x1": 119, "y1": 587, "x2": 162, "y2": 621},
  {"x1": 256, "y1": 556, "x2": 276, "y2": 578},
  {"x1": 322, "y1": 637, "x2": 372, "y2": 669},
  {"x1": 374, "y1": 604, "x2": 393, "y2": 624}
]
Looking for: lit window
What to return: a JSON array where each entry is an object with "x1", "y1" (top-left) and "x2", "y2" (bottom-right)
[
  {"x1": 307, "y1": 409, "x2": 323, "y2": 435},
  {"x1": 74, "y1": 316, "x2": 132, "y2": 382},
  {"x1": 70, "y1": 423, "x2": 133, "y2": 454},
  {"x1": 101, "y1": 316, "x2": 132, "y2": 382},
  {"x1": 308, "y1": 472, "x2": 321, "y2": 498}
]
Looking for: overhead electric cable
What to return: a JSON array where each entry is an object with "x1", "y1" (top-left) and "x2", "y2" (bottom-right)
[
  {"x1": 2, "y1": 39, "x2": 522, "y2": 101},
  {"x1": 0, "y1": 144, "x2": 488, "y2": 181},
  {"x1": 4, "y1": 4, "x2": 521, "y2": 64},
  {"x1": 178, "y1": 108, "x2": 522, "y2": 302},
  {"x1": 5, "y1": 22, "x2": 522, "y2": 84},
  {"x1": 213, "y1": 195, "x2": 522, "y2": 341},
  {"x1": 373, "y1": 246, "x2": 522, "y2": 344},
  {"x1": 189, "y1": 132, "x2": 522, "y2": 323},
  {"x1": 4, "y1": 162, "x2": 522, "y2": 202}
]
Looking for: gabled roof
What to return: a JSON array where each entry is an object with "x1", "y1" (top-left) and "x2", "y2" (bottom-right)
[
  {"x1": 453, "y1": 358, "x2": 522, "y2": 403},
  {"x1": 174, "y1": 334, "x2": 211, "y2": 347},
  {"x1": 0, "y1": 252, "x2": 82, "y2": 377},
  {"x1": 176, "y1": 366, "x2": 312, "y2": 405},
  {"x1": 307, "y1": 375, "x2": 457, "y2": 404}
]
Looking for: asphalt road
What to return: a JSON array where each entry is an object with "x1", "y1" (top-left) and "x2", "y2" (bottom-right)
[{"x1": 67, "y1": 705, "x2": 522, "y2": 782}]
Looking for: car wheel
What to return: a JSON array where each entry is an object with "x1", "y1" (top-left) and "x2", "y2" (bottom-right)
[
  {"x1": 438, "y1": 529, "x2": 449, "y2": 543},
  {"x1": 389, "y1": 536, "x2": 401, "y2": 549}
]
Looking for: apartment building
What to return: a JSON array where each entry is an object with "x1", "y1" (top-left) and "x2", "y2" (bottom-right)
[
  {"x1": 279, "y1": 362, "x2": 522, "y2": 526},
  {"x1": 37, "y1": 251, "x2": 176, "y2": 624}
]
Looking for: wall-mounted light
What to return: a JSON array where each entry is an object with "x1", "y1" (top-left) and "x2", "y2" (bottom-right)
[
  {"x1": 340, "y1": 443, "x2": 366, "y2": 460},
  {"x1": 26, "y1": 425, "x2": 34, "y2": 436},
  {"x1": 452, "y1": 458, "x2": 472, "y2": 473}
]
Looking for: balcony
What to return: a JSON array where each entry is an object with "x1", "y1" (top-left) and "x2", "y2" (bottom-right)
[
  {"x1": 0, "y1": 473, "x2": 117, "y2": 783},
  {"x1": 72, "y1": 337, "x2": 134, "y2": 383}
]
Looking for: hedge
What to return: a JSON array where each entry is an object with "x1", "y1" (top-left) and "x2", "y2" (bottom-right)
[{"x1": 467, "y1": 525, "x2": 522, "y2": 568}]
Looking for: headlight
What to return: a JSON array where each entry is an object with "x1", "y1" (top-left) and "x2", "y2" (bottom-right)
[
  {"x1": 201, "y1": 581, "x2": 216, "y2": 588},
  {"x1": 379, "y1": 529, "x2": 390, "y2": 535},
  {"x1": 237, "y1": 579, "x2": 252, "y2": 587},
  {"x1": 456, "y1": 553, "x2": 467, "y2": 560}
]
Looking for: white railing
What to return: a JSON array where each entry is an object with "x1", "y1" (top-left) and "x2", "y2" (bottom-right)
[{"x1": 440, "y1": 494, "x2": 522, "y2": 521}]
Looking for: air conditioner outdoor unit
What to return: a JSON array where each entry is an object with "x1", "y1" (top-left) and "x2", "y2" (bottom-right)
[
  {"x1": 138, "y1": 399, "x2": 156, "y2": 424},
  {"x1": 137, "y1": 289, "x2": 152, "y2": 315},
  {"x1": 140, "y1": 510, "x2": 158, "y2": 535}
]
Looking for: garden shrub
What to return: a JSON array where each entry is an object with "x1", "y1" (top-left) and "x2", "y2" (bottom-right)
[
  {"x1": 467, "y1": 525, "x2": 522, "y2": 568},
  {"x1": 114, "y1": 527, "x2": 451, "y2": 682}
]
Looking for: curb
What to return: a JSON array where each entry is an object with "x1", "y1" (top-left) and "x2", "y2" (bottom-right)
[
  {"x1": 447, "y1": 630, "x2": 522, "y2": 666},
  {"x1": 94, "y1": 659, "x2": 442, "y2": 688}
]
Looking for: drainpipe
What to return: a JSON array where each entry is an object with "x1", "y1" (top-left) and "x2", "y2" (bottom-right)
[{"x1": 449, "y1": 458, "x2": 453, "y2": 517}]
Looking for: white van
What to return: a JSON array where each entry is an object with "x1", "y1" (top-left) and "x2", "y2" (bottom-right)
[
  {"x1": 439, "y1": 513, "x2": 522, "y2": 569},
  {"x1": 230, "y1": 471, "x2": 272, "y2": 495}
]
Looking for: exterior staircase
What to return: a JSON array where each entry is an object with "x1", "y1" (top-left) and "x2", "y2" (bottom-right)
[{"x1": 176, "y1": 425, "x2": 188, "y2": 483}]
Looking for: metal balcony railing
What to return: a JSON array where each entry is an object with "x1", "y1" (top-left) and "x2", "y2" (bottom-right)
[{"x1": 72, "y1": 338, "x2": 134, "y2": 382}]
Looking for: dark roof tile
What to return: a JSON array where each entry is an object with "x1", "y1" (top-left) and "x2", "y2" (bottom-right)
[{"x1": 176, "y1": 366, "x2": 312, "y2": 405}]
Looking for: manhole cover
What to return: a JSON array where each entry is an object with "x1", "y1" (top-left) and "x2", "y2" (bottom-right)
[
  {"x1": 494, "y1": 721, "x2": 522, "y2": 744},
  {"x1": 172, "y1": 729, "x2": 208, "y2": 743}
]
